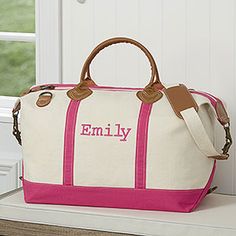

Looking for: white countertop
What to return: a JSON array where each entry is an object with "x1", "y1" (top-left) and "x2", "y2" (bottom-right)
[{"x1": 0, "y1": 189, "x2": 236, "y2": 236}]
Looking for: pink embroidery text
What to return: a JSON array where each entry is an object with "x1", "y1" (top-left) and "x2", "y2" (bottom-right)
[{"x1": 80, "y1": 123, "x2": 132, "y2": 142}]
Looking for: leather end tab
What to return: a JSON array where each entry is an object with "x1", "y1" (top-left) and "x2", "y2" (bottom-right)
[
  {"x1": 12, "y1": 100, "x2": 21, "y2": 114},
  {"x1": 83, "y1": 78, "x2": 97, "y2": 87},
  {"x1": 208, "y1": 154, "x2": 229, "y2": 160},
  {"x1": 36, "y1": 92, "x2": 53, "y2": 107},
  {"x1": 20, "y1": 88, "x2": 31, "y2": 97},
  {"x1": 164, "y1": 84, "x2": 199, "y2": 119},
  {"x1": 136, "y1": 86, "x2": 163, "y2": 104},
  {"x1": 67, "y1": 87, "x2": 93, "y2": 101},
  {"x1": 215, "y1": 101, "x2": 230, "y2": 125}
]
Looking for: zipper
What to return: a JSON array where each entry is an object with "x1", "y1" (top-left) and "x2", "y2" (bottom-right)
[
  {"x1": 29, "y1": 84, "x2": 142, "y2": 92},
  {"x1": 27, "y1": 85, "x2": 222, "y2": 104},
  {"x1": 31, "y1": 84, "x2": 56, "y2": 92},
  {"x1": 21, "y1": 84, "x2": 56, "y2": 96}
]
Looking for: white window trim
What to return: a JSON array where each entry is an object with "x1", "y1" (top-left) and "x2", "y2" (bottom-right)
[
  {"x1": 36, "y1": 0, "x2": 62, "y2": 85},
  {"x1": 0, "y1": 97, "x2": 18, "y2": 123},
  {"x1": 0, "y1": 32, "x2": 35, "y2": 42},
  {"x1": 0, "y1": 0, "x2": 62, "y2": 123}
]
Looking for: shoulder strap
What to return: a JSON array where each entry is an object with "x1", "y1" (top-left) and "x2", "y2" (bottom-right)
[
  {"x1": 181, "y1": 107, "x2": 231, "y2": 160},
  {"x1": 164, "y1": 85, "x2": 232, "y2": 160}
]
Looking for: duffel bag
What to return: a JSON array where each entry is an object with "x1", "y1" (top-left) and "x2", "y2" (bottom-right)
[{"x1": 12, "y1": 37, "x2": 232, "y2": 212}]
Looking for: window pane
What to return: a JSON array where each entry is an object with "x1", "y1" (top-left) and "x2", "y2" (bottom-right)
[
  {"x1": 0, "y1": 0, "x2": 35, "y2": 33},
  {"x1": 0, "y1": 41, "x2": 35, "y2": 97}
]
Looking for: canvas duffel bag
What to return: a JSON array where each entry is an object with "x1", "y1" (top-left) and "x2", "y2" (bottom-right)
[{"x1": 12, "y1": 37, "x2": 232, "y2": 212}]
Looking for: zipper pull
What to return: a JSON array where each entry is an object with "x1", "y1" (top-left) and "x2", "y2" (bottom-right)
[{"x1": 39, "y1": 85, "x2": 56, "y2": 90}]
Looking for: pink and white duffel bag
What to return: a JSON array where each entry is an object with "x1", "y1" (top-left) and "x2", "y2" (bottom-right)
[{"x1": 12, "y1": 37, "x2": 232, "y2": 212}]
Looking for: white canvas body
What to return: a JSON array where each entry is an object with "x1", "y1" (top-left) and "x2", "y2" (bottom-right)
[{"x1": 20, "y1": 86, "x2": 215, "y2": 190}]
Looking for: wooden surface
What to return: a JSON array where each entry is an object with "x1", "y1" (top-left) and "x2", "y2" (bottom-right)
[{"x1": 0, "y1": 219, "x2": 129, "y2": 236}]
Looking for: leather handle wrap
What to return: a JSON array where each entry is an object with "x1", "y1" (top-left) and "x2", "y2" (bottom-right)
[{"x1": 80, "y1": 37, "x2": 161, "y2": 85}]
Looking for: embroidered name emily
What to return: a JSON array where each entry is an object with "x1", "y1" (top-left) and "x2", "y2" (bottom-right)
[{"x1": 80, "y1": 124, "x2": 132, "y2": 142}]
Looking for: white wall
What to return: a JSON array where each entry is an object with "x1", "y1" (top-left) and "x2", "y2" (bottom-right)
[
  {"x1": 0, "y1": 117, "x2": 22, "y2": 194},
  {"x1": 62, "y1": 0, "x2": 236, "y2": 194}
]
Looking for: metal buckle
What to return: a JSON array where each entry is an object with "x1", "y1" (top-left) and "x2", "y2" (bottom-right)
[
  {"x1": 222, "y1": 122, "x2": 232, "y2": 156},
  {"x1": 12, "y1": 110, "x2": 21, "y2": 145}
]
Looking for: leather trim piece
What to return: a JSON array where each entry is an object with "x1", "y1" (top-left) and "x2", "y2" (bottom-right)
[
  {"x1": 215, "y1": 101, "x2": 230, "y2": 125},
  {"x1": 67, "y1": 86, "x2": 93, "y2": 101},
  {"x1": 36, "y1": 92, "x2": 53, "y2": 107},
  {"x1": 164, "y1": 84, "x2": 199, "y2": 119},
  {"x1": 79, "y1": 37, "x2": 160, "y2": 85},
  {"x1": 136, "y1": 87, "x2": 163, "y2": 104}
]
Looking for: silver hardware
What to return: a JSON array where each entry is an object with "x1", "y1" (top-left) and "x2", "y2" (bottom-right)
[{"x1": 224, "y1": 122, "x2": 230, "y2": 128}]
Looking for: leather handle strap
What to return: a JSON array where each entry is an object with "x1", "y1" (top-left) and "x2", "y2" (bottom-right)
[
  {"x1": 67, "y1": 37, "x2": 163, "y2": 103},
  {"x1": 80, "y1": 37, "x2": 161, "y2": 85},
  {"x1": 164, "y1": 85, "x2": 232, "y2": 160}
]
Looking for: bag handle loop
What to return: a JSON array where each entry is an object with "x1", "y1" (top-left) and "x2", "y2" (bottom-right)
[
  {"x1": 80, "y1": 37, "x2": 160, "y2": 84},
  {"x1": 67, "y1": 37, "x2": 164, "y2": 103}
]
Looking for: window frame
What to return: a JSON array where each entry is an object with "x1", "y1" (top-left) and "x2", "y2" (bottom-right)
[{"x1": 0, "y1": 0, "x2": 62, "y2": 121}]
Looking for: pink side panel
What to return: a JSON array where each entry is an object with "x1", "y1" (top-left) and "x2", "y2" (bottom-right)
[
  {"x1": 23, "y1": 179, "x2": 203, "y2": 212},
  {"x1": 23, "y1": 162, "x2": 215, "y2": 212},
  {"x1": 135, "y1": 103, "x2": 153, "y2": 189},
  {"x1": 63, "y1": 100, "x2": 80, "y2": 185}
]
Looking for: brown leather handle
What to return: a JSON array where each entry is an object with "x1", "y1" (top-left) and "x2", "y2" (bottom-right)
[
  {"x1": 67, "y1": 37, "x2": 163, "y2": 103},
  {"x1": 80, "y1": 37, "x2": 161, "y2": 85}
]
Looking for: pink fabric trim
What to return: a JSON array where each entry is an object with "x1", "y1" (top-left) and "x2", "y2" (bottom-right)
[
  {"x1": 23, "y1": 162, "x2": 215, "y2": 212},
  {"x1": 63, "y1": 100, "x2": 80, "y2": 185},
  {"x1": 190, "y1": 90, "x2": 218, "y2": 107},
  {"x1": 198, "y1": 91, "x2": 225, "y2": 107},
  {"x1": 23, "y1": 179, "x2": 205, "y2": 212},
  {"x1": 135, "y1": 103, "x2": 153, "y2": 189},
  {"x1": 190, "y1": 90, "x2": 227, "y2": 126}
]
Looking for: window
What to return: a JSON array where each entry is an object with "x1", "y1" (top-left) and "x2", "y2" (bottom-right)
[
  {"x1": 0, "y1": 0, "x2": 61, "y2": 116},
  {"x1": 0, "y1": 0, "x2": 36, "y2": 97},
  {"x1": 0, "y1": 1, "x2": 62, "y2": 192}
]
